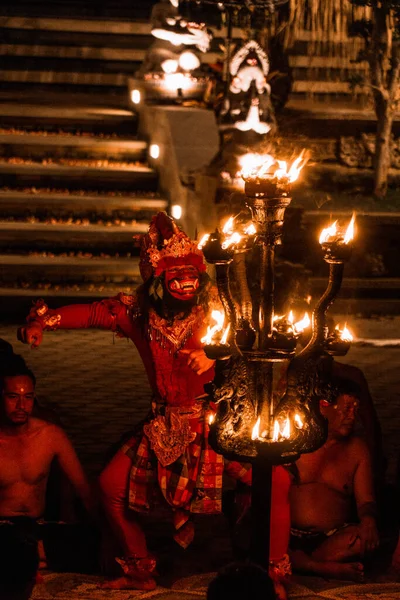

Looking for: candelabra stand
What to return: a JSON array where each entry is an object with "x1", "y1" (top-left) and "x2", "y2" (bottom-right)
[{"x1": 200, "y1": 159, "x2": 355, "y2": 570}]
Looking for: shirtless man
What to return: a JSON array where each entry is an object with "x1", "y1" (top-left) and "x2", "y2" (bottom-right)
[
  {"x1": 289, "y1": 378, "x2": 379, "y2": 582},
  {"x1": 0, "y1": 362, "x2": 94, "y2": 578}
]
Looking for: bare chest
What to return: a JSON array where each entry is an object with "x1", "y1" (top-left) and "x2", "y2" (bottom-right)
[
  {"x1": 297, "y1": 444, "x2": 356, "y2": 493},
  {"x1": 0, "y1": 435, "x2": 54, "y2": 488}
]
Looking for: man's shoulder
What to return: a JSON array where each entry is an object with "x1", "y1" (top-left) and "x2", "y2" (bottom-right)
[
  {"x1": 30, "y1": 418, "x2": 64, "y2": 438},
  {"x1": 345, "y1": 435, "x2": 369, "y2": 455}
]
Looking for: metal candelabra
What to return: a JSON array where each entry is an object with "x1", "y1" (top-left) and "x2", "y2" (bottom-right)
[{"x1": 199, "y1": 154, "x2": 355, "y2": 568}]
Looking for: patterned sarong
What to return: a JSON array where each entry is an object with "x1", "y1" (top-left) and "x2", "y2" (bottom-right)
[{"x1": 122, "y1": 404, "x2": 251, "y2": 548}]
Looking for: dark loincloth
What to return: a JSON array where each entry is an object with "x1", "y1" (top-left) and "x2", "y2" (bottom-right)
[{"x1": 290, "y1": 523, "x2": 351, "y2": 555}]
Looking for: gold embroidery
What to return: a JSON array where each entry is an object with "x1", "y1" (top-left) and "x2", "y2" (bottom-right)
[
  {"x1": 148, "y1": 306, "x2": 203, "y2": 350},
  {"x1": 144, "y1": 411, "x2": 196, "y2": 467}
]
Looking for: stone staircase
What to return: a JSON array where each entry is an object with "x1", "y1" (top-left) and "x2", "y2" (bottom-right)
[{"x1": 0, "y1": 99, "x2": 168, "y2": 313}]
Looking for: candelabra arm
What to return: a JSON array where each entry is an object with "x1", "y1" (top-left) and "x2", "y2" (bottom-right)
[
  {"x1": 259, "y1": 242, "x2": 274, "y2": 350},
  {"x1": 302, "y1": 262, "x2": 344, "y2": 354},
  {"x1": 232, "y1": 252, "x2": 253, "y2": 323},
  {"x1": 215, "y1": 263, "x2": 238, "y2": 330}
]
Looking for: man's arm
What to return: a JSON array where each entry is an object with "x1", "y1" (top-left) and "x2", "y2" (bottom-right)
[
  {"x1": 18, "y1": 297, "x2": 132, "y2": 348},
  {"x1": 352, "y1": 437, "x2": 379, "y2": 555},
  {"x1": 51, "y1": 426, "x2": 95, "y2": 517}
]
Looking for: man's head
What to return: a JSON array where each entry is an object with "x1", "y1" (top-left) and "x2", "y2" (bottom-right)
[
  {"x1": 0, "y1": 366, "x2": 36, "y2": 427},
  {"x1": 319, "y1": 378, "x2": 361, "y2": 439},
  {"x1": 207, "y1": 562, "x2": 275, "y2": 600}
]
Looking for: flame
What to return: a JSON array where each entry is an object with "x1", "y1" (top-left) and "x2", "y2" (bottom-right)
[
  {"x1": 239, "y1": 151, "x2": 308, "y2": 182},
  {"x1": 239, "y1": 153, "x2": 274, "y2": 179},
  {"x1": 273, "y1": 420, "x2": 280, "y2": 442},
  {"x1": 222, "y1": 232, "x2": 242, "y2": 249},
  {"x1": 319, "y1": 221, "x2": 338, "y2": 245},
  {"x1": 272, "y1": 417, "x2": 291, "y2": 442},
  {"x1": 336, "y1": 323, "x2": 353, "y2": 342},
  {"x1": 252, "y1": 417, "x2": 261, "y2": 441},
  {"x1": 344, "y1": 213, "x2": 356, "y2": 244},
  {"x1": 220, "y1": 323, "x2": 231, "y2": 345},
  {"x1": 208, "y1": 413, "x2": 215, "y2": 425},
  {"x1": 319, "y1": 214, "x2": 356, "y2": 245},
  {"x1": 272, "y1": 314, "x2": 284, "y2": 323},
  {"x1": 287, "y1": 150, "x2": 308, "y2": 183},
  {"x1": 201, "y1": 310, "x2": 225, "y2": 345},
  {"x1": 223, "y1": 216, "x2": 235, "y2": 234},
  {"x1": 282, "y1": 418, "x2": 291, "y2": 438},
  {"x1": 293, "y1": 312, "x2": 311, "y2": 334},
  {"x1": 288, "y1": 311, "x2": 294, "y2": 325},
  {"x1": 294, "y1": 413, "x2": 304, "y2": 429},
  {"x1": 198, "y1": 233, "x2": 210, "y2": 249},
  {"x1": 244, "y1": 223, "x2": 257, "y2": 235}
]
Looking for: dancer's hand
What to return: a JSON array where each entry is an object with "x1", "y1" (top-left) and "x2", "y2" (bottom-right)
[
  {"x1": 180, "y1": 349, "x2": 215, "y2": 375},
  {"x1": 17, "y1": 322, "x2": 43, "y2": 348}
]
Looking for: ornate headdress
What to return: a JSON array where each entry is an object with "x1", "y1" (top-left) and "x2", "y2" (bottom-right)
[{"x1": 139, "y1": 212, "x2": 206, "y2": 282}]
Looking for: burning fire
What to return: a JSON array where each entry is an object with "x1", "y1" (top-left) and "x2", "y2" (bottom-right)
[
  {"x1": 201, "y1": 310, "x2": 231, "y2": 346},
  {"x1": 293, "y1": 312, "x2": 311, "y2": 335},
  {"x1": 201, "y1": 310, "x2": 225, "y2": 345},
  {"x1": 252, "y1": 413, "x2": 304, "y2": 441},
  {"x1": 239, "y1": 150, "x2": 308, "y2": 183},
  {"x1": 251, "y1": 417, "x2": 261, "y2": 441},
  {"x1": 319, "y1": 214, "x2": 356, "y2": 245},
  {"x1": 220, "y1": 323, "x2": 231, "y2": 345},
  {"x1": 222, "y1": 232, "x2": 242, "y2": 249},
  {"x1": 273, "y1": 311, "x2": 311, "y2": 335},
  {"x1": 223, "y1": 217, "x2": 234, "y2": 234},
  {"x1": 244, "y1": 223, "x2": 257, "y2": 235},
  {"x1": 335, "y1": 323, "x2": 353, "y2": 342},
  {"x1": 208, "y1": 413, "x2": 215, "y2": 425},
  {"x1": 198, "y1": 233, "x2": 210, "y2": 249}
]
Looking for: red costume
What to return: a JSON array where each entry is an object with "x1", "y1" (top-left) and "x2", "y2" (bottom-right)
[{"x1": 19, "y1": 213, "x2": 291, "y2": 590}]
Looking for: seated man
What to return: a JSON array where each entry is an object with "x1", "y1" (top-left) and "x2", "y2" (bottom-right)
[
  {"x1": 289, "y1": 378, "x2": 379, "y2": 581},
  {"x1": 0, "y1": 360, "x2": 95, "y2": 583}
]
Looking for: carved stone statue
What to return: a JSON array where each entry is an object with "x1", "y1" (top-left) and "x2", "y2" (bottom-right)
[
  {"x1": 136, "y1": 0, "x2": 212, "y2": 100},
  {"x1": 221, "y1": 40, "x2": 276, "y2": 135}
]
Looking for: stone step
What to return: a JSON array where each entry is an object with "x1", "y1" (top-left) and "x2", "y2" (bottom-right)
[
  {"x1": 0, "y1": 220, "x2": 146, "y2": 253},
  {"x1": 0, "y1": 16, "x2": 240, "y2": 39},
  {"x1": 0, "y1": 103, "x2": 137, "y2": 135},
  {"x1": 0, "y1": 160, "x2": 158, "y2": 191},
  {"x1": 289, "y1": 55, "x2": 367, "y2": 70},
  {"x1": 0, "y1": 0, "x2": 155, "y2": 20},
  {"x1": 0, "y1": 254, "x2": 141, "y2": 285},
  {"x1": 0, "y1": 133, "x2": 148, "y2": 162},
  {"x1": 0, "y1": 190, "x2": 167, "y2": 218},
  {"x1": 0, "y1": 26, "x2": 151, "y2": 50},
  {"x1": 0, "y1": 69, "x2": 129, "y2": 87},
  {"x1": 0, "y1": 43, "x2": 221, "y2": 65},
  {"x1": 0, "y1": 16, "x2": 152, "y2": 35},
  {"x1": 292, "y1": 81, "x2": 358, "y2": 95}
]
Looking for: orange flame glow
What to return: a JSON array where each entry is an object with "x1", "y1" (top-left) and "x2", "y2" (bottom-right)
[
  {"x1": 251, "y1": 417, "x2": 261, "y2": 440},
  {"x1": 344, "y1": 213, "x2": 356, "y2": 244},
  {"x1": 335, "y1": 323, "x2": 353, "y2": 342},
  {"x1": 208, "y1": 413, "x2": 215, "y2": 425},
  {"x1": 221, "y1": 232, "x2": 242, "y2": 249},
  {"x1": 201, "y1": 310, "x2": 225, "y2": 345},
  {"x1": 222, "y1": 216, "x2": 235, "y2": 234},
  {"x1": 220, "y1": 323, "x2": 231, "y2": 345},
  {"x1": 198, "y1": 233, "x2": 210, "y2": 249},
  {"x1": 319, "y1": 214, "x2": 356, "y2": 245},
  {"x1": 240, "y1": 150, "x2": 308, "y2": 183},
  {"x1": 244, "y1": 223, "x2": 257, "y2": 235},
  {"x1": 293, "y1": 312, "x2": 311, "y2": 335},
  {"x1": 319, "y1": 221, "x2": 338, "y2": 245}
]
